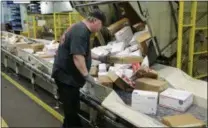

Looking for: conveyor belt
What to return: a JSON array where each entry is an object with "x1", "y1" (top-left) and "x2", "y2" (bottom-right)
[{"x1": 1, "y1": 73, "x2": 62, "y2": 127}]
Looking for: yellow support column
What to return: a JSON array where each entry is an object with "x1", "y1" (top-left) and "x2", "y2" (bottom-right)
[
  {"x1": 53, "y1": 13, "x2": 57, "y2": 41},
  {"x1": 32, "y1": 16, "x2": 37, "y2": 38},
  {"x1": 177, "y1": 1, "x2": 184, "y2": 69},
  {"x1": 58, "y1": 14, "x2": 61, "y2": 39},
  {"x1": 188, "y1": 1, "x2": 197, "y2": 76},
  {"x1": 69, "y1": 13, "x2": 72, "y2": 26},
  {"x1": 27, "y1": 16, "x2": 30, "y2": 37}
]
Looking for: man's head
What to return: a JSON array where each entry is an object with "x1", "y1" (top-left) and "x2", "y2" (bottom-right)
[{"x1": 86, "y1": 9, "x2": 106, "y2": 32}]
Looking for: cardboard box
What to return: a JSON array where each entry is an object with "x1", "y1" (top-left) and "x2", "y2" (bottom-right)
[
  {"x1": 134, "y1": 30, "x2": 151, "y2": 55},
  {"x1": 162, "y1": 113, "x2": 206, "y2": 127},
  {"x1": 98, "y1": 76, "x2": 113, "y2": 88},
  {"x1": 159, "y1": 88, "x2": 193, "y2": 112},
  {"x1": 135, "y1": 78, "x2": 168, "y2": 92},
  {"x1": 107, "y1": 56, "x2": 143, "y2": 64},
  {"x1": 136, "y1": 31, "x2": 151, "y2": 44},
  {"x1": 89, "y1": 67, "x2": 98, "y2": 77},
  {"x1": 107, "y1": 18, "x2": 129, "y2": 35},
  {"x1": 131, "y1": 90, "x2": 158, "y2": 115},
  {"x1": 115, "y1": 26, "x2": 133, "y2": 45},
  {"x1": 31, "y1": 43, "x2": 44, "y2": 52},
  {"x1": 108, "y1": 71, "x2": 130, "y2": 91}
]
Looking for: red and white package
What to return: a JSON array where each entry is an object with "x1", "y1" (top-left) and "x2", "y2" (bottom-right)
[{"x1": 132, "y1": 63, "x2": 141, "y2": 73}]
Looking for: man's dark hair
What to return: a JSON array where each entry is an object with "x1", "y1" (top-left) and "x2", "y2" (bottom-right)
[{"x1": 88, "y1": 9, "x2": 106, "y2": 25}]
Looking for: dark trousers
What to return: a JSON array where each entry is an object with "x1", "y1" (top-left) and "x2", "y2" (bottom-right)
[{"x1": 55, "y1": 80, "x2": 82, "y2": 128}]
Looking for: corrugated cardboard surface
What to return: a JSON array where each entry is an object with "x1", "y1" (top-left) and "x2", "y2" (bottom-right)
[
  {"x1": 162, "y1": 113, "x2": 206, "y2": 127},
  {"x1": 108, "y1": 56, "x2": 143, "y2": 64},
  {"x1": 135, "y1": 78, "x2": 168, "y2": 92}
]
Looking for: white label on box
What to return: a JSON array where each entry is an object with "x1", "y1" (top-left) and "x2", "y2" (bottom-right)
[
  {"x1": 159, "y1": 88, "x2": 193, "y2": 112},
  {"x1": 99, "y1": 63, "x2": 107, "y2": 72},
  {"x1": 98, "y1": 72, "x2": 108, "y2": 77},
  {"x1": 132, "y1": 90, "x2": 158, "y2": 115}
]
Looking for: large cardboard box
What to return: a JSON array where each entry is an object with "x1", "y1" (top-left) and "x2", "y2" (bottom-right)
[
  {"x1": 159, "y1": 88, "x2": 193, "y2": 112},
  {"x1": 131, "y1": 90, "x2": 158, "y2": 115},
  {"x1": 162, "y1": 113, "x2": 206, "y2": 127},
  {"x1": 135, "y1": 78, "x2": 168, "y2": 92},
  {"x1": 107, "y1": 18, "x2": 129, "y2": 35},
  {"x1": 107, "y1": 56, "x2": 143, "y2": 64},
  {"x1": 108, "y1": 72, "x2": 130, "y2": 91},
  {"x1": 98, "y1": 76, "x2": 113, "y2": 88}
]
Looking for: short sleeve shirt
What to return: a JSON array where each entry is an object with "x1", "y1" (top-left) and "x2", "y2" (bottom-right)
[{"x1": 52, "y1": 22, "x2": 91, "y2": 88}]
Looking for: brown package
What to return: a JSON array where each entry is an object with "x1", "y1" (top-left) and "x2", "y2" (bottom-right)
[
  {"x1": 107, "y1": 56, "x2": 143, "y2": 64},
  {"x1": 162, "y1": 113, "x2": 206, "y2": 127},
  {"x1": 135, "y1": 78, "x2": 168, "y2": 92},
  {"x1": 107, "y1": 18, "x2": 129, "y2": 35},
  {"x1": 135, "y1": 68, "x2": 158, "y2": 79}
]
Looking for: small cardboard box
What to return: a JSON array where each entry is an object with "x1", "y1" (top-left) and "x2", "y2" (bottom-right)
[
  {"x1": 107, "y1": 56, "x2": 143, "y2": 64},
  {"x1": 89, "y1": 67, "x2": 98, "y2": 77},
  {"x1": 98, "y1": 76, "x2": 113, "y2": 88},
  {"x1": 135, "y1": 78, "x2": 168, "y2": 92},
  {"x1": 131, "y1": 90, "x2": 158, "y2": 115},
  {"x1": 107, "y1": 18, "x2": 129, "y2": 35},
  {"x1": 159, "y1": 88, "x2": 193, "y2": 112},
  {"x1": 162, "y1": 113, "x2": 206, "y2": 127},
  {"x1": 108, "y1": 71, "x2": 130, "y2": 91}
]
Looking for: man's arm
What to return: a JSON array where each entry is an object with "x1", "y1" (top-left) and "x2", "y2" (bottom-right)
[
  {"x1": 73, "y1": 55, "x2": 88, "y2": 76},
  {"x1": 73, "y1": 54, "x2": 97, "y2": 86}
]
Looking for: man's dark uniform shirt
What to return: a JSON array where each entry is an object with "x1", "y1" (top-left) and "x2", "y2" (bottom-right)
[{"x1": 52, "y1": 22, "x2": 91, "y2": 88}]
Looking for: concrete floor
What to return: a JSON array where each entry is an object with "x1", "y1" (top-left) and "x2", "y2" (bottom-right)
[{"x1": 1, "y1": 71, "x2": 62, "y2": 127}]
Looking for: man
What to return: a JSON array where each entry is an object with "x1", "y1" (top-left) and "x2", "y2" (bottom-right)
[{"x1": 52, "y1": 9, "x2": 107, "y2": 128}]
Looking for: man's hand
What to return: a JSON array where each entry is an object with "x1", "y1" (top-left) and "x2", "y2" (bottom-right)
[
  {"x1": 98, "y1": 55, "x2": 108, "y2": 63},
  {"x1": 84, "y1": 74, "x2": 97, "y2": 86}
]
